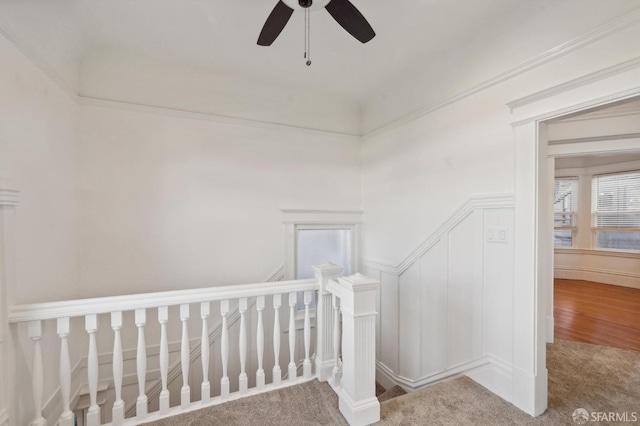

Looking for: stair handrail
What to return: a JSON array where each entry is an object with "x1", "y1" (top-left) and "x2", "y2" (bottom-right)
[{"x1": 8, "y1": 278, "x2": 317, "y2": 323}]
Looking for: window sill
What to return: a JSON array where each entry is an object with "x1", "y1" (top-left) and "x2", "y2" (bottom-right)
[{"x1": 554, "y1": 247, "x2": 640, "y2": 259}]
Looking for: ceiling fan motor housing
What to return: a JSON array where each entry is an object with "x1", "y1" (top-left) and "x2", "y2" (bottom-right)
[{"x1": 299, "y1": 0, "x2": 312, "y2": 8}]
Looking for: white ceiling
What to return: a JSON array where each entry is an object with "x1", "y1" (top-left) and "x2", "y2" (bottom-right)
[{"x1": 1, "y1": 0, "x2": 639, "y2": 133}]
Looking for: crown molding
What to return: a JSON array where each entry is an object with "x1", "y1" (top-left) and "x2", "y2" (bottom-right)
[
  {"x1": 363, "y1": 8, "x2": 640, "y2": 140},
  {"x1": 78, "y1": 96, "x2": 361, "y2": 139},
  {"x1": 362, "y1": 194, "x2": 514, "y2": 276},
  {"x1": 507, "y1": 56, "x2": 640, "y2": 112}
]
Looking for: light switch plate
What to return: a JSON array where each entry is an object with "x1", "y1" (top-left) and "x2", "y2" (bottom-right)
[{"x1": 486, "y1": 227, "x2": 509, "y2": 243}]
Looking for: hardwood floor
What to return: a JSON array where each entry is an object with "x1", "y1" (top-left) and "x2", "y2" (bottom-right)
[{"x1": 554, "y1": 278, "x2": 640, "y2": 351}]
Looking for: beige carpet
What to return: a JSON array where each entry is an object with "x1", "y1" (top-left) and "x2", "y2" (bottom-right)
[{"x1": 143, "y1": 340, "x2": 640, "y2": 425}]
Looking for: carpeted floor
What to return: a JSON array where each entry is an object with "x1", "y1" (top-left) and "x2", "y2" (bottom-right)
[{"x1": 143, "y1": 339, "x2": 640, "y2": 425}]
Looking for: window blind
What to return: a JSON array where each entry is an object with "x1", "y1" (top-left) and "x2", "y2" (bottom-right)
[{"x1": 592, "y1": 171, "x2": 640, "y2": 229}]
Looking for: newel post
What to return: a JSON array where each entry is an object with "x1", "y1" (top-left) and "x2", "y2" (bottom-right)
[
  {"x1": 328, "y1": 273, "x2": 380, "y2": 426},
  {"x1": 313, "y1": 261, "x2": 343, "y2": 381},
  {"x1": 0, "y1": 181, "x2": 19, "y2": 425}
]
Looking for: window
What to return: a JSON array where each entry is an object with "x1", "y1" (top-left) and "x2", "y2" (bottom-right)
[
  {"x1": 554, "y1": 177, "x2": 578, "y2": 247},
  {"x1": 592, "y1": 171, "x2": 640, "y2": 251},
  {"x1": 295, "y1": 227, "x2": 352, "y2": 309}
]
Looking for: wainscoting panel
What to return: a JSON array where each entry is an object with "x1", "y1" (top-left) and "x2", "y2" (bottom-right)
[
  {"x1": 363, "y1": 194, "x2": 515, "y2": 394},
  {"x1": 419, "y1": 238, "x2": 448, "y2": 377},
  {"x1": 399, "y1": 262, "x2": 422, "y2": 379},
  {"x1": 379, "y1": 272, "x2": 399, "y2": 373}
]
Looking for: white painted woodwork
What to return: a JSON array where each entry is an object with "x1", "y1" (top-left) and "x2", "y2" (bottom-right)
[
  {"x1": 158, "y1": 306, "x2": 170, "y2": 414},
  {"x1": 419, "y1": 239, "x2": 448, "y2": 377},
  {"x1": 303, "y1": 290, "x2": 312, "y2": 379},
  {"x1": 398, "y1": 261, "x2": 421, "y2": 379},
  {"x1": 56, "y1": 317, "x2": 73, "y2": 426},
  {"x1": 272, "y1": 294, "x2": 282, "y2": 386},
  {"x1": 331, "y1": 294, "x2": 341, "y2": 387},
  {"x1": 238, "y1": 298, "x2": 248, "y2": 394},
  {"x1": 312, "y1": 262, "x2": 343, "y2": 381},
  {"x1": 28, "y1": 321, "x2": 45, "y2": 426},
  {"x1": 256, "y1": 295, "x2": 265, "y2": 389},
  {"x1": 135, "y1": 309, "x2": 148, "y2": 419},
  {"x1": 379, "y1": 272, "x2": 398, "y2": 373},
  {"x1": 9, "y1": 279, "x2": 318, "y2": 322},
  {"x1": 288, "y1": 292, "x2": 297, "y2": 381},
  {"x1": 85, "y1": 314, "x2": 100, "y2": 426},
  {"x1": 111, "y1": 311, "x2": 124, "y2": 425},
  {"x1": 201, "y1": 302, "x2": 211, "y2": 404},
  {"x1": 180, "y1": 304, "x2": 190, "y2": 409},
  {"x1": 328, "y1": 274, "x2": 381, "y2": 426},
  {"x1": 220, "y1": 299, "x2": 230, "y2": 399}
]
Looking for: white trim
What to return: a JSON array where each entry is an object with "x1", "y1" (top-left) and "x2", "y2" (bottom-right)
[
  {"x1": 554, "y1": 265, "x2": 640, "y2": 280},
  {"x1": 363, "y1": 8, "x2": 640, "y2": 139},
  {"x1": 375, "y1": 356, "x2": 505, "y2": 391},
  {"x1": 79, "y1": 96, "x2": 362, "y2": 139},
  {"x1": 554, "y1": 247, "x2": 640, "y2": 259},
  {"x1": 552, "y1": 104, "x2": 640, "y2": 123},
  {"x1": 507, "y1": 56, "x2": 640, "y2": 111},
  {"x1": 8, "y1": 275, "x2": 312, "y2": 323},
  {"x1": 548, "y1": 137, "x2": 640, "y2": 157},
  {"x1": 510, "y1": 86, "x2": 640, "y2": 127},
  {"x1": 361, "y1": 194, "x2": 515, "y2": 276},
  {"x1": 281, "y1": 209, "x2": 363, "y2": 225}
]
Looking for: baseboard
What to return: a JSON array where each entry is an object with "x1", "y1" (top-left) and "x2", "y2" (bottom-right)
[
  {"x1": 466, "y1": 355, "x2": 513, "y2": 404},
  {"x1": 554, "y1": 266, "x2": 640, "y2": 289}
]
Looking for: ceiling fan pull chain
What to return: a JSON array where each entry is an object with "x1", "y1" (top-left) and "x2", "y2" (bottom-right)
[
  {"x1": 304, "y1": 7, "x2": 307, "y2": 59},
  {"x1": 306, "y1": 8, "x2": 312, "y2": 66}
]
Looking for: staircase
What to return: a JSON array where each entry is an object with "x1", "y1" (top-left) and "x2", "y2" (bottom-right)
[
  {"x1": 375, "y1": 384, "x2": 407, "y2": 403},
  {"x1": 6, "y1": 263, "x2": 382, "y2": 426}
]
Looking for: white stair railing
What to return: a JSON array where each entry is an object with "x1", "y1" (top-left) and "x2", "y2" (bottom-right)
[{"x1": 7, "y1": 265, "x2": 380, "y2": 426}]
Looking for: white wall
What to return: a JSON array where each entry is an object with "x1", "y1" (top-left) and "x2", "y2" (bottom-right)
[
  {"x1": 360, "y1": 11, "x2": 640, "y2": 414},
  {"x1": 76, "y1": 102, "x2": 361, "y2": 298},
  {"x1": 0, "y1": 31, "x2": 82, "y2": 425}
]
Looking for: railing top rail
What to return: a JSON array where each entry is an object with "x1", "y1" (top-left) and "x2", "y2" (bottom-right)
[{"x1": 8, "y1": 278, "x2": 318, "y2": 323}]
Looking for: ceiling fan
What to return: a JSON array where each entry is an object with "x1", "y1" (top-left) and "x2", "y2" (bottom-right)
[{"x1": 257, "y1": 0, "x2": 376, "y2": 47}]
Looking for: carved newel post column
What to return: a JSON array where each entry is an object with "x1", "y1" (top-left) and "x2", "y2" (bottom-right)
[
  {"x1": 328, "y1": 273, "x2": 380, "y2": 426},
  {"x1": 313, "y1": 261, "x2": 343, "y2": 381}
]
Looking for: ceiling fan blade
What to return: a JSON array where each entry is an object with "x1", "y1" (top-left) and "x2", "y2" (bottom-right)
[
  {"x1": 325, "y1": 0, "x2": 375, "y2": 43},
  {"x1": 257, "y1": 1, "x2": 294, "y2": 46}
]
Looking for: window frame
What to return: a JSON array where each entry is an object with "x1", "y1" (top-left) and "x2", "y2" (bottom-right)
[{"x1": 553, "y1": 176, "x2": 579, "y2": 247}]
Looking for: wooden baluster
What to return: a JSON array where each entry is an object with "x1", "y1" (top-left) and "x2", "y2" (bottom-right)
[
  {"x1": 332, "y1": 295, "x2": 341, "y2": 387},
  {"x1": 288, "y1": 292, "x2": 297, "y2": 381},
  {"x1": 220, "y1": 300, "x2": 230, "y2": 399},
  {"x1": 180, "y1": 304, "x2": 190, "y2": 409},
  {"x1": 86, "y1": 314, "x2": 100, "y2": 426},
  {"x1": 158, "y1": 307, "x2": 170, "y2": 414},
  {"x1": 135, "y1": 309, "x2": 148, "y2": 419},
  {"x1": 256, "y1": 295, "x2": 266, "y2": 389},
  {"x1": 57, "y1": 318, "x2": 73, "y2": 426},
  {"x1": 303, "y1": 290, "x2": 313, "y2": 379},
  {"x1": 272, "y1": 294, "x2": 282, "y2": 386},
  {"x1": 111, "y1": 312, "x2": 124, "y2": 425},
  {"x1": 201, "y1": 302, "x2": 211, "y2": 404},
  {"x1": 28, "y1": 321, "x2": 46, "y2": 426},
  {"x1": 238, "y1": 298, "x2": 248, "y2": 394}
]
